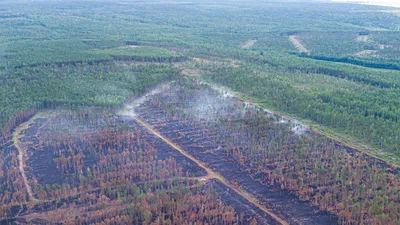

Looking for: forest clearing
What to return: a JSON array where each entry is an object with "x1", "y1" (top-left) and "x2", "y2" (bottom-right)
[{"x1": 289, "y1": 36, "x2": 310, "y2": 53}]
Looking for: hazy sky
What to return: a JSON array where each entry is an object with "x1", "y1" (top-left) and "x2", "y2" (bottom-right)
[{"x1": 332, "y1": 0, "x2": 400, "y2": 7}]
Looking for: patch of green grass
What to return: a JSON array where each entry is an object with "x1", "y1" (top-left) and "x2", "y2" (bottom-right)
[{"x1": 106, "y1": 46, "x2": 174, "y2": 57}]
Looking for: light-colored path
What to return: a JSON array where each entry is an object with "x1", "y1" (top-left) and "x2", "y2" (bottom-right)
[
  {"x1": 12, "y1": 114, "x2": 44, "y2": 202},
  {"x1": 133, "y1": 116, "x2": 289, "y2": 225},
  {"x1": 289, "y1": 35, "x2": 309, "y2": 53},
  {"x1": 242, "y1": 40, "x2": 257, "y2": 49}
]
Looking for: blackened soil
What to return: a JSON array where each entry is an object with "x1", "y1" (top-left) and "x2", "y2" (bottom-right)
[
  {"x1": 136, "y1": 106, "x2": 338, "y2": 225},
  {"x1": 209, "y1": 179, "x2": 279, "y2": 225},
  {"x1": 22, "y1": 114, "x2": 207, "y2": 187},
  {"x1": 120, "y1": 116, "x2": 207, "y2": 178},
  {"x1": 22, "y1": 118, "x2": 67, "y2": 186}
]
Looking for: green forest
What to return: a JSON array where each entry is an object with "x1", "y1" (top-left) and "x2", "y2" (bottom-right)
[
  {"x1": 0, "y1": 0, "x2": 400, "y2": 224},
  {"x1": 1, "y1": 0, "x2": 399, "y2": 166}
]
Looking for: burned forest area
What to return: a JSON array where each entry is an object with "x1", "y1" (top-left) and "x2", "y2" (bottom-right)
[
  {"x1": 1, "y1": 0, "x2": 400, "y2": 225},
  {"x1": 0, "y1": 78, "x2": 398, "y2": 225}
]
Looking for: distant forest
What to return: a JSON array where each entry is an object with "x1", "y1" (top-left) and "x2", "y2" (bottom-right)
[{"x1": 0, "y1": 1, "x2": 400, "y2": 224}]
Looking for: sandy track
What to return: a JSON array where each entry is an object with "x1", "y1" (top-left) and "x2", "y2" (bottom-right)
[
  {"x1": 12, "y1": 115, "x2": 43, "y2": 202},
  {"x1": 289, "y1": 35, "x2": 309, "y2": 53},
  {"x1": 242, "y1": 40, "x2": 257, "y2": 49},
  {"x1": 133, "y1": 116, "x2": 289, "y2": 225}
]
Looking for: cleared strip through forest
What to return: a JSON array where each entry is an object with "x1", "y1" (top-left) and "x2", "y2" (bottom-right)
[
  {"x1": 133, "y1": 116, "x2": 289, "y2": 225},
  {"x1": 241, "y1": 40, "x2": 257, "y2": 49},
  {"x1": 12, "y1": 114, "x2": 42, "y2": 202},
  {"x1": 289, "y1": 35, "x2": 309, "y2": 53}
]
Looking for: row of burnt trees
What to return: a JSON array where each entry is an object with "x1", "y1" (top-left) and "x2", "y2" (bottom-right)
[
  {"x1": 0, "y1": 106, "x2": 36, "y2": 209},
  {"x1": 0, "y1": 106, "x2": 38, "y2": 145},
  {"x1": 0, "y1": 108, "x2": 248, "y2": 224},
  {"x1": 135, "y1": 80, "x2": 400, "y2": 225},
  {"x1": 0, "y1": 144, "x2": 29, "y2": 217},
  {"x1": 0, "y1": 110, "x2": 168, "y2": 214},
  {"x1": 206, "y1": 64, "x2": 400, "y2": 153},
  {"x1": 22, "y1": 112, "x2": 186, "y2": 201},
  {"x1": 218, "y1": 113, "x2": 400, "y2": 225},
  {"x1": 59, "y1": 184, "x2": 240, "y2": 225},
  {"x1": 10, "y1": 180, "x2": 241, "y2": 224},
  {"x1": 0, "y1": 101, "x2": 102, "y2": 146}
]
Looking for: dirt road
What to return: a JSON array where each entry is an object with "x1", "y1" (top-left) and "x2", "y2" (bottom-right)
[
  {"x1": 133, "y1": 116, "x2": 289, "y2": 225},
  {"x1": 12, "y1": 114, "x2": 43, "y2": 202}
]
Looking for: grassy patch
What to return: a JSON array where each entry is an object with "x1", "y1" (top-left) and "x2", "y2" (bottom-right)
[{"x1": 98, "y1": 46, "x2": 186, "y2": 62}]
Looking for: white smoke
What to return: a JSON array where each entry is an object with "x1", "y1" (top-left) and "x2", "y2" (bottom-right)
[{"x1": 118, "y1": 82, "x2": 173, "y2": 117}]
